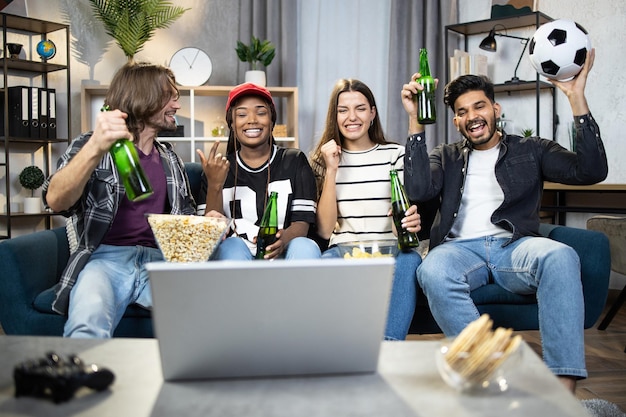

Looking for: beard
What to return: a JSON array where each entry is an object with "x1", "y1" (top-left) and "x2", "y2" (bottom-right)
[{"x1": 460, "y1": 114, "x2": 498, "y2": 148}]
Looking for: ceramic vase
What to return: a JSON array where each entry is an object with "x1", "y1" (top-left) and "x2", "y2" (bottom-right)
[{"x1": 244, "y1": 70, "x2": 266, "y2": 87}]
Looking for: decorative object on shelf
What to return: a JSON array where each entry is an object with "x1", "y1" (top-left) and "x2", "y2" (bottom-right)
[
  {"x1": 19, "y1": 165, "x2": 45, "y2": 214},
  {"x1": 528, "y1": 19, "x2": 592, "y2": 82},
  {"x1": 6, "y1": 42, "x2": 22, "y2": 59},
  {"x1": 211, "y1": 117, "x2": 227, "y2": 137},
  {"x1": 490, "y1": 0, "x2": 535, "y2": 19},
  {"x1": 479, "y1": 24, "x2": 530, "y2": 84},
  {"x1": 88, "y1": 0, "x2": 189, "y2": 62},
  {"x1": 272, "y1": 124, "x2": 287, "y2": 138},
  {"x1": 169, "y1": 47, "x2": 212, "y2": 86},
  {"x1": 236, "y1": 35, "x2": 276, "y2": 87},
  {"x1": 36, "y1": 39, "x2": 56, "y2": 60}
]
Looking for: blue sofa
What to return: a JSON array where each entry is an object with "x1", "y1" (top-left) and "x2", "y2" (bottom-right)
[
  {"x1": 0, "y1": 161, "x2": 612, "y2": 336},
  {"x1": 0, "y1": 162, "x2": 204, "y2": 337}
]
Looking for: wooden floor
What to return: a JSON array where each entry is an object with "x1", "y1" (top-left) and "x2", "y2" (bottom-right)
[{"x1": 408, "y1": 288, "x2": 626, "y2": 411}]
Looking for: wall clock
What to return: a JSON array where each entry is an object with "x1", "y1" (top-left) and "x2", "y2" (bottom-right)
[{"x1": 169, "y1": 47, "x2": 212, "y2": 86}]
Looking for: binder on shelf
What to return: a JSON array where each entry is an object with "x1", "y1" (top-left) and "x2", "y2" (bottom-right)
[
  {"x1": 38, "y1": 87, "x2": 48, "y2": 139},
  {"x1": 47, "y1": 89, "x2": 57, "y2": 140},
  {"x1": 30, "y1": 87, "x2": 40, "y2": 139},
  {"x1": 7, "y1": 86, "x2": 31, "y2": 138},
  {"x1": 0, "y1": 91, "x2": 4, "y2": 135}
]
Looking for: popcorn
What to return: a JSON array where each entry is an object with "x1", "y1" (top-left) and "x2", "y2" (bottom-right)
[{"x1": 147, "y1": 214, "x2": 230, "y2": 262}]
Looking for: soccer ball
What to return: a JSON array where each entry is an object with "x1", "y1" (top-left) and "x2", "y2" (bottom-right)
[{"x1": 528, "y1": 19, "x2": 592, "y2": 81}]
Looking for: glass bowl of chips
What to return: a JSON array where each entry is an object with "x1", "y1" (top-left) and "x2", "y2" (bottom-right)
[
  {"x1": 435, "y1": 314, "x2": 523, "y2": 394},
  {"x1": 147, "y1": 214, "x2": 231, "y2": 262},
  {"x1": 336, "y1": 239, "x2": 398, "y2": 259}
]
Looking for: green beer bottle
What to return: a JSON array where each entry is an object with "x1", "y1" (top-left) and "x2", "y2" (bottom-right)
[
  {"x1": 256, "y1": 191, "x2": 278, "y2": 259},
  {"x1": 416, "y1": 48, "x2": 436, "y2": 125},
  {"x1": 390, "y1": 169, "x2": 420, "y2": 251},
  {"x1": 101, "y1": 105, "x2": 153, "y2": 202}
]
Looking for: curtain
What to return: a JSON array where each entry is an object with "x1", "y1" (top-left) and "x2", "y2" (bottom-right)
[
  {"x1": 237, "y1": 0, "x2": 297, "y2": 87},
  {"x1": 387, "y1": 0, "x2": 457, "y2": 148},
  {"x1": 296, "y1": 0, "x2": 457, "y2": 154},
  {"x1": 239, "y1": 0, "x2": 457, "y2": 153}
]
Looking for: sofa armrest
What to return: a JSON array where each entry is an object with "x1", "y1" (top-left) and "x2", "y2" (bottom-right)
[
  {"x1": 538, "y1": 223, "x2": 611, "y2": 328},
  {"x1": 0, "y1": 227, "x2": 69, "y2": 334}
]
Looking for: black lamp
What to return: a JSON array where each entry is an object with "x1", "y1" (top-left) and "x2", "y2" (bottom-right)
[{"x1": 479, "y1": 25, "x2": 530, "y2": 84}]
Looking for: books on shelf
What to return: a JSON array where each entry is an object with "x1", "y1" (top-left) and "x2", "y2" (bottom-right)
[{"x1": 449, "y1": 50, "x2": 488, "y2": 80}]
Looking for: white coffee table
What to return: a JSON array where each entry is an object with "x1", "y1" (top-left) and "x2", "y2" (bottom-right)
[{"x1": 0, "y1": 336, "x2": 588, "y2": 416}]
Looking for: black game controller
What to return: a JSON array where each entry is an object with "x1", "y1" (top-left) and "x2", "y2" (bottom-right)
[{"x1": 13, "y1": 351, "x2": 115, "y2": 403}]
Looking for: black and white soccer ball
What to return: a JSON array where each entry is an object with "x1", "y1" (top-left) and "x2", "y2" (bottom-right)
[{"x1": 528, "y1": 19, "x2": 592, "y2": 81}]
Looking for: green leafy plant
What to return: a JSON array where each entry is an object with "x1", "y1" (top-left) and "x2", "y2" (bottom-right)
[
  {"x1": 89, "y1": 0, "x2": 189, "y2": 61},
  {"x1": 235, "y1": 36, "x2": 276, "y2": 70},
  {"x1": 521, "y1": 128, "x2": 535, "y2": 137},
  {"x1": 18, "y1": 166, "x2": 45, "y2": 197}
]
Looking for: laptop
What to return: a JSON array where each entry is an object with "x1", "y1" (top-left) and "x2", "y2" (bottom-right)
[{"x1": 145, "y1": 257, "x2": 395, "y2": 381}]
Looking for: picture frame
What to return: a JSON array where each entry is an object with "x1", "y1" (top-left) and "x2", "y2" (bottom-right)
[{"x1": 490, "y1": 0, "x2": 538, "y2": 19}]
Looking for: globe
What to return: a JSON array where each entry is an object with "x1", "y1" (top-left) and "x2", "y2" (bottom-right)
[{"x1": 36, "y1": 39, "x2": 56, "y2": 60}]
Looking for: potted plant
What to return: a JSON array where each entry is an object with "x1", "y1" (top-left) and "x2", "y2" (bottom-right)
[
  {"x1": 521, "y1": 128, "x2": 535, "y2": 137},
  {"x1": 235, "y1": 36, "x2": 276, "y2": 86},
  {"x1": 88, "y1": 0, "x2": 189, "y2": 62},
  {"x1": 19, "y1": 165, "x2": 45, "y2": 213}
]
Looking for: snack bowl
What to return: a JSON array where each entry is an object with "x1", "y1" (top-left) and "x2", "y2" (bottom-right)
[
  {"x1": 435, "y1": 315, "x2": 523, "y2": 394},
  {"x1": 147, "y1": 214, "x2": 231, "y2": 262},
  {"x1": 335, "y1": 239, "x2": 399, "y2": 259}
]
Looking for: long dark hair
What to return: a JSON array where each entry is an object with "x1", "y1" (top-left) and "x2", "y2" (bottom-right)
[{"x1": 309, "y1": 78, "x2": 387, "y2": 196}]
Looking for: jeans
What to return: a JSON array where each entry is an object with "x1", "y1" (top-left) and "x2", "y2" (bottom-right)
[
  {"x1": 417, "y1": 236, "x2": 587, "y2": 378},
  {"x1": 213, "y1": 236, "x2": 321, "y2": 260},
  {"x1": 64, "y1": 244, "x2": 164, "y2": 338},
  {"x1": 322, "y1": 246, "x2": 422, "y2": 341}
]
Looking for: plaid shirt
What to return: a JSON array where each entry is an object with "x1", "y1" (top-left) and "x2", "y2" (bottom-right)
[{"x1": 42, "y1": 132, "x2": 196, "y2": 314}]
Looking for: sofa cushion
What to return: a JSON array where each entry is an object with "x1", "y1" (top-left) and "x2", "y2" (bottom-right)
[
  {"x1": 33, "y1": 287, "x2": 152, "y2": 318},
  {"x1": 33, "y1": 287, "x2": 57, "y2": 314},
  {"x1": 470, "y1": 284, "x2": 536, "y2": 305}
]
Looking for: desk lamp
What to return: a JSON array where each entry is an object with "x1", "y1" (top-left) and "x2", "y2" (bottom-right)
[{"x1": 479, "y1": 25, "x2": 530, "y2": 83}]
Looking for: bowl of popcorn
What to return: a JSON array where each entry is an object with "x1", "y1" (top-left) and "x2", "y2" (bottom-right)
[
  {"x1": 436, "y1": 314, "x2": 522, "y2": 393},
  {"x1": 336, "y1": 239, "x2": 398, "y2": 259},
  {"x1": 147, "y1": 214, "x2": 231, "y2": 262}
]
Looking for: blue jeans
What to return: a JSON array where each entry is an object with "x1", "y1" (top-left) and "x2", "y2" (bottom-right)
[
  {"x1": 417, "y1": 236, "x2": 586, "y2": 378},
  {"x1": 322, "y1": 246, "x2": 422, "y2": 340},
  {"x1": 64, "y1": 244, "x2": 164, "y2": 338},
  {"x1": 213, "y1": 236, "x2": 321, "y2": 260}
]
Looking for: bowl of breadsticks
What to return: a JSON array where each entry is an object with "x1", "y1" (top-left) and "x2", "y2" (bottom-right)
[{"x1": 435, "y1": 314, "x2": 523, "y2": 393}]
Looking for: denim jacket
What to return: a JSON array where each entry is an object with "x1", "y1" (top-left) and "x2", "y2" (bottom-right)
[
  {"x1": 42, "y1": 133, "x2": 196, "y2": 314},
  {"x1": 404, "y1": 114, "x2": 608, "y2": 249}
]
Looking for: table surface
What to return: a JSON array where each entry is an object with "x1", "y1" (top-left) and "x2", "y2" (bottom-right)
[
  {"x1": 0, "y1": 336, "x2": 589, "y2": 417},
  {"x1": 543, "y1": 182, "x2": 626, "y2": 191}
]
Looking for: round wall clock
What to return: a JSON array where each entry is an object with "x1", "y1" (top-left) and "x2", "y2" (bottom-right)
[{"x1": 169, "y1": 47, "x2": 212, "y2": 86}]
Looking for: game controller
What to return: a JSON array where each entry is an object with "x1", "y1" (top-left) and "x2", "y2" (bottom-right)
[{"x1": 13, "y1": 351, "x2": 115, "y2": 403}]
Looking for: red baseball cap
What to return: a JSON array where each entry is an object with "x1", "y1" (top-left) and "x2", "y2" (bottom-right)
[{"x1": 225, "y1": 82, "x2": 274, "y2": 112}]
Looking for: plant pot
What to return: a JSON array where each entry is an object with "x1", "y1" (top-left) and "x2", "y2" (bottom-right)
[
  {"x1": 244, "y1": 70, "x2": 266, "y2": 87},
  {"x1": 23, "y1": 197, "x2": 41, "y2": 214}
]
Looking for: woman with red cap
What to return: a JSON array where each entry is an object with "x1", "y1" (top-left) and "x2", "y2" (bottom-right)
[{"x1": 197, "y1": 83, "x2": 321, "y2": 260}]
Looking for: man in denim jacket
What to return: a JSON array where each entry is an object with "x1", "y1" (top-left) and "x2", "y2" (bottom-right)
[{"x1": 401, "y1": 50, "x2": 607, "y2": 393}]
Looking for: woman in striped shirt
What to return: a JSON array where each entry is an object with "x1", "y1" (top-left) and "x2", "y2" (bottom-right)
[{"x1": 310, "y1": 79, "x2": 423, "y2": 340}]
